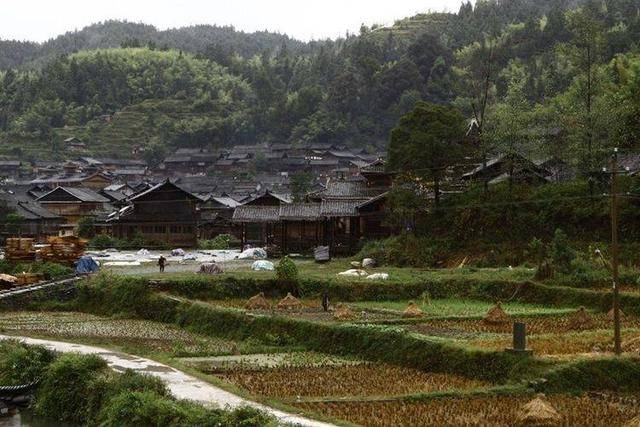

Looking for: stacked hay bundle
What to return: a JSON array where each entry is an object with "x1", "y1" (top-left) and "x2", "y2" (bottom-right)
[
  {"x1": 39, "y1": 236, "x2": 87, "y2": 265},
  {"x1": 567, "y1": 306, "x2": 594, "y2": 330},
  {"x1": 484, "y1": 302, "x2": 511, "y2": 324},
  {"x1": 4, "y1": 238, "x2": 36, "y2": 262},
  {"x1": 276, "y1": 293, "x2": 303, "y2": 311},
  {"x1": 608, "y1": 307, "x2": 626, "y2": 321},
  {"x1": 517, "y1": 394, "x2": 562, "y2": 426},
  {"x1": 403, "y1": 301, "x2": 425, "y2": 318},
  {"x1": 624, "y1": 415, "x2": 640, "y2": 427},
  {"x1": 333, "y1": 303, "x2": 356, "y2": 320},
  {"x1": 245, "y1": 292, "x2": 271, "y2": 310}
]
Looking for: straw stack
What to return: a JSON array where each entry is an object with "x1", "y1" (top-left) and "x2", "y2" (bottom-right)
[{"x1": 245, "y1": 292, "x2": 271, "y2": 310}]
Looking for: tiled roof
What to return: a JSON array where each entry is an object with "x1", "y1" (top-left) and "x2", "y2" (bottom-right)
[
  {"x1": 232, "y1": 205, "x2": 280, "y2": 223},
  {"x1": 320, "y1": 200, "x2": 360, "y2": 217},
  {"x1": 279, "y1": 203, "x2": 321, "y2": 221},
  {"x1": 38, "y1": 187, "x2": 109, "y2": 203}
]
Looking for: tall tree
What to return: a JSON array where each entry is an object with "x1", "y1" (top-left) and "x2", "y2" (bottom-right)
[{"x1": 388, "y1": 102, "x2": 465, "y2": 205}]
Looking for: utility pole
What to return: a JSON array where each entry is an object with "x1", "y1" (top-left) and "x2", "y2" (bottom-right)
[{"x1": 610, "y1": 148, "x2": 622, "y2": 356}]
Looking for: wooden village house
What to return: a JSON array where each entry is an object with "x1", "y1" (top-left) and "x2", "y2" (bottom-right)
[{"x1": 107, "y1": 180, "x2": 202, "y2": 247}]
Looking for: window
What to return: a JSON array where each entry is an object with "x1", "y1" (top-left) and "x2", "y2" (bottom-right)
[{"x1": 154, "y1": 226, "x2": 165, "y2": 234}]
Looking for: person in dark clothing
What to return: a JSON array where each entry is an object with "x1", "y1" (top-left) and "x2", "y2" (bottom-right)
[{"x1": 158, "y1": 256, "x2": 166, "y2": 273}]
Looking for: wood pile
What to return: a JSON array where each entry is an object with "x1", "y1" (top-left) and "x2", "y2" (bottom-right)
[
  {"x1": 4, "y1": 238, "x2": 36, "y2": 262},
  {"x1": 39, "y1": 236, "x2": 87, "y2": 265},
  {"x1": 15, "y1": 273, "x2": 44, "y2": 286}
]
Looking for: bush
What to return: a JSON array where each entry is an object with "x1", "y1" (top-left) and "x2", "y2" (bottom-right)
[
  {"x1": 550, "y1": 229, "x2": 575, "y2": 273},
  {"x1": 199, "y1": 234, "x2": 231, "y2": 250},
  {"x1": 98, "y1": 390, "x2": 194, "y2": 426},
  {"x1": 275, "y1": 256, "x2": 298, "y2": 282},
  {"x1": 36, "y1": 353, "x2": 108, "y2": 423},
  {"x1": 11, "y1": 261, "x2": 73, "y2": 280},
  {"x1": 357, "y1": 234, "x2": 451, "y2": 268},
  {"x1": 90, "y1": 234, "x2": 116, "y2": 249},
  {"x1": 77, "y1": 217, "x2": 96, "y2": 239},
  {"x1": 0, "y1": 340, "x2": 55, "y2": 386},
  {"x1": 540, "y1": 357, "x2": 640, "y2": 393}
]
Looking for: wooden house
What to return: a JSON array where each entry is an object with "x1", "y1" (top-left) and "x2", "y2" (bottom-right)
[
  {"x1": 2, "y1": 202, "x2": 64, "y2": 241},
  {"x1": 37, "y1": 187, "x2": 111, "y2": 227},
  {"x1": 107, "y1": 180, "x2": 202, "y2": 247},
  {"x1": 232, "y1": 169, "x2": 393, "y2": 254}
]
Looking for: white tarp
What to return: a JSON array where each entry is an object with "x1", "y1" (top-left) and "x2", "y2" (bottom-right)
[
  {"x1": 252, "y1": 260, "x2": 274, "y2": 271},
  {"x1": 237, "y1": 248, "x2": 268, "y2": 260}
]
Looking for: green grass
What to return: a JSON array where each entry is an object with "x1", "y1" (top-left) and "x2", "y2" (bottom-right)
[
  {"x1": 135, "y1": 258, "x2": 537, "y2": 285},
  {"x1": 349, "y1": 298, "x2": 575, "y2": 318}
]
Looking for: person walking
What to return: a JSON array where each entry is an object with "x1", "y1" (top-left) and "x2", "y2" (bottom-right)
[{"x1": 158, "y1": 255, "x2": 166, "y2": 273}]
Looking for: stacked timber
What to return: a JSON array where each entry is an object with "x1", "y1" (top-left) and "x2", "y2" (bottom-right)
[
  {"x1": 15, "y1": 273, "x2": 44, "y2": 286},
  {"x1": 39, "y1": 236, "x2": 87, "y2": 265},
  {"x1": 4, "y1": 238, "x2": 36, "y2": 262}
]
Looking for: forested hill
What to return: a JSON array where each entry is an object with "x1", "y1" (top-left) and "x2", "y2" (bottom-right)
[
  {"x1": 2, "y1": 0, "x2": 640, "y2": 162},
  {"x1": 0, "y1": 21, "x2": 308, "y2": 70}
]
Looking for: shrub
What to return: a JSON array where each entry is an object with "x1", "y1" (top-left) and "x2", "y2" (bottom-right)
[
  {"x1": 97, "y1": 390, "x2": 193, "y2": 426},
  {"x1": 77, "y1": 217, "x2": 96, "y2": 239},
  {"x1": 0, "y1": 340, "x2": 55, "y2": 386},
  {"x1": 357, "y1": 234, "x2": 450, "y2": 268},
  {"x1": 550, "y1": 229, "x2": 575, "y2": 273},
  {"x1": 275, "y1": 256, "x2": 298, "y2": 282},
  {"x1": 90, "y1": 234, "x2": 116, "y2": 249},
  {"x1": 36, "y1": 353, "x2": 108, "y2": 423},
  {"x1": 199, "y1": 234, "x2": 231, "y2": 250},
  {"x1": 11, "y1": 261, "x2": 73, "y2": 280},
  {"x1": 540, "y1": 357, "x2": 640, "y2": 393}
]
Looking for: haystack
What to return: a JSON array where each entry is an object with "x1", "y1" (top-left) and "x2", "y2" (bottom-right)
[
  {"x1": 517, "y1": 394, "x2": 562, "y2": 426},
  {"x1": 277, "y1": 293, "x2": 303, "y2": 311},
  {"x1": 624, "y1": 415, "x2": 640, "y2": 427},
  {"x1": 245, "y1": 292, "x2": 271, "y2": 310},
  {"x1": 608, "y1": 307, "x2": 626, "y2": 321},
  {"x1": 484, "y1": 302, "x2": 511, "y2": 324},
  {"x1": 403, "y1": 301, "x2": 424, "y2": 318},
  {"x1": 333, "y1": 303, "x2": 355, "y2": 320},
  {"x1": 567, "y1": 306, "x2": 594, "y2": 330},
  {"x1": 623, "y1": 336, "x2": 640, "y2": 353},
  {"x1": 198, "y1": 263, "x2": 223, "y2": 275}
]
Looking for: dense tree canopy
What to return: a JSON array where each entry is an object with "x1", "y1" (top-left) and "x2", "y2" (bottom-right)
[{"x1": 2, "y1": 0, "x2": 640, "y2": 160}]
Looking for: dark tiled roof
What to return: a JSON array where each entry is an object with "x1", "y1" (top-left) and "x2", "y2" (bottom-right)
[
  {"x1": 320, "y1": 200, "x2": 360, "y2": 217},
  {"x1": 279, "y1": 203, "x2": 321, "y2": 221},
  {"x1": 38, "y1": 187, "x2": 109, "y2": 203},
  {"x1": 13, "y1": 202, "x2": 61, "y2": 220},
  {"x1": 232, "y1": 205, "x2": 280, "y2": 223}
]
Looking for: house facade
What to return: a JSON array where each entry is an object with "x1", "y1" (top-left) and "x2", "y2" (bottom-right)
[{"x1": 107, "y1": 180, "x2": 202, "y2": 247}]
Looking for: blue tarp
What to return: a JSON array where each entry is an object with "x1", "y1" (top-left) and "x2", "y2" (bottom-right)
[{"x1": 76, "y1": 256, "x2": 100, "y2": 274}]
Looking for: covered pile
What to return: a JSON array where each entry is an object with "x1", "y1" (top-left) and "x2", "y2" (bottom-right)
[
  {"x1": 403, "y1": 301, "x2": 425, "y2": 318},
  {"x1": 198, "y1": 263, "x2": 223, "y2": 275},
  {"x1": 484, "y1": 302, "x2": 511, "y2": 324},
  {"x1": 245, "y1": 292, "x2": 271, "y2": 310},
  {"x1": 277, "y1": 293, "x2": 303, "y2": 311},
  {"x1": 517, "y1": 394, "x2": 562, "y2": 426}
]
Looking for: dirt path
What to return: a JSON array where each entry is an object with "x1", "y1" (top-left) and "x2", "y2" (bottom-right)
[{"x1": 0, "y1": 335, "x2": 333, "y2": 427}]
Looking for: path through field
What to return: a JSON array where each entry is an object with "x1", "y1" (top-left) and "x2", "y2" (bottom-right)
[{"x1": 0, "y1": 335, "x2": 334, "y2": 427}]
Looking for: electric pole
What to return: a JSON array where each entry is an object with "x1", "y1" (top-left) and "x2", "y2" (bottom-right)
[{"x1": 610, "y1": 149, "x2": 622, "y2": 356}]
